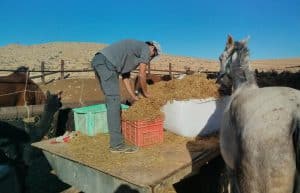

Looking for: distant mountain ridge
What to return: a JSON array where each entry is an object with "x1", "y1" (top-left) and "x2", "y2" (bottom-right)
[{"x1": 0, "y1": 42, "x2": 299, "y2": 73}]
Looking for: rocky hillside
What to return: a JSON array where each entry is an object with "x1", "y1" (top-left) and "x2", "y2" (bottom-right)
[{"x1": 0, "y1": 42, "x2": 299, "y2": 77}]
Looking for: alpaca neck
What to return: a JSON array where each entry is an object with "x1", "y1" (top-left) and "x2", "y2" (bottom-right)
[{"x1": 30, "y1": 109, "x2": 55, "y2": 142}]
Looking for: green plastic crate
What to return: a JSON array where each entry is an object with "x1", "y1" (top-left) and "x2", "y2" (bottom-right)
[{"x1": 73, "y1": 104, "x2": 129, "y2": 136}]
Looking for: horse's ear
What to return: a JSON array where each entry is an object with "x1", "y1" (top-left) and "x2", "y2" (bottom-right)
[
  {"x1": 57, "y1": 90, "x2": 63, "y2": 99},
  {"x1": 241, "y1": 35, "x2": 250, "y2": 46},
  {"x1": 227, "y1": 34, "x2": 234, "y2": 46}
]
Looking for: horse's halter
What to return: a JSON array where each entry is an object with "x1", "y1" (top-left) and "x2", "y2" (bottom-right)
[{"x1": 216, "y1": 45, "x2": 236, "y2": 83}]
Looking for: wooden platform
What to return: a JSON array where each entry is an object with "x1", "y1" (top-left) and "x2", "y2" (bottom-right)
[{"x1": 32, "y1": 132, "x2": 219, "y2": 193}]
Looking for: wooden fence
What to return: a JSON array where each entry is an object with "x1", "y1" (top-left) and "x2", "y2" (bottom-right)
[
  {"x1": 0, "y1": 101, "x2": 102, "y2": 120},
  {"x1": 0, "y1": 60, "x2": 217, "y2": 85},
  {"x1": 0, "y1": 60, "x2": 218, "y2": 119}
]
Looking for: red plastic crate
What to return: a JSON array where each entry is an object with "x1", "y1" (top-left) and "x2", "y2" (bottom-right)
[{"x1": 122, "y1": 118, "x2": 164, "y2": 147}]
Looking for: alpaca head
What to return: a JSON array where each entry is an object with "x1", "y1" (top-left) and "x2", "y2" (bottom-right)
[{"x1": 44, "y1": 90, "x2": 63, "y2": 113}]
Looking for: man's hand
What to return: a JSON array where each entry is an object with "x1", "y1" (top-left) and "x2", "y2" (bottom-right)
[
  {"x1": 122, "y1": 73, "x2": 140, "y2": 102},
  {"x1": 132, "y1": 95, "x2": 139, "y2": 101},
  {"x1": 143, "y1": 92, "x2": 151, "y2": 98},
  {"x1": 138, "y1": 63, "x2": 151, "y2": 98}
]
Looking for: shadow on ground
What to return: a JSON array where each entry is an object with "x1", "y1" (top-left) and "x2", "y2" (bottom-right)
[
  {"x1": 26, "y1": 155, "x2": 70, "y2": 193},
  {"x1": 173, "y1": 155, "x2": 227, "y2": 193}
]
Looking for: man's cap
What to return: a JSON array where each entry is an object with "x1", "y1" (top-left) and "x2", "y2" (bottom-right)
[
  {"x1": 146, "y1": 41, "x2": 162, "y2": 56},
  {"x1": 151, "y1": 41, "x2": 162, "y2": 55}
]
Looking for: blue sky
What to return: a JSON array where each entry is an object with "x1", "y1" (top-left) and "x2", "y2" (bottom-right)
[{"x1": 0, "y1": 0, "x2": 299, "y2": 59}]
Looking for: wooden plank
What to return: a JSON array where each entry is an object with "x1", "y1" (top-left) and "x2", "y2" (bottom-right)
[
  {"x1": 0, "y1": 101, "x2": 102, "y2": 120},
  {"x1": 61, "y1": 60, "x2": 65, "y2": 80},
  {"x1": 33, "y1": 132, "x2": 219, "y2": 192},
  {"x1": 60, "y1": 187, "x2": 81, "y2": 193},
  {"x1": 30, "y1": 71, "x2": 58, "y2": 79},
  {"x1": 43, "y1": 151, "x2": 150, "y2": 193},
  {"x1": 0, "y1": 105, "x2": 44, "y2": 119},
  {"x1": 41, "y1": 61, "x2": 45, "y2": 84}
]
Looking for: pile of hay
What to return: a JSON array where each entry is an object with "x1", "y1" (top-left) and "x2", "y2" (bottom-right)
[{"x1": 122, "y1": 74, "x2": 220, "y2": 121}]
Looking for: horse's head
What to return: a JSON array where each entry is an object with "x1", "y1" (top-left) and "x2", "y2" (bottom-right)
[
  {"x1": 44, "y1": 90, "x2": 63, "y2": 113},
  {"x1": 216, "y1": 35, "x2": 251, "y2": 91}
]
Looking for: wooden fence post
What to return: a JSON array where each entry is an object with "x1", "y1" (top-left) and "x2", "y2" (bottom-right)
[
  {"x1": 60, "y1": 60, "x2": 65, "y2": 80},
  {"x1": 169, "y1": 63, "x2": 172, "y2": 79},
  {"x1": 41, "y1": 61, "x2": 45, "y2": 84},
  {"x1": 147, "y1": 64, "x2": 151, "y2": 75}
]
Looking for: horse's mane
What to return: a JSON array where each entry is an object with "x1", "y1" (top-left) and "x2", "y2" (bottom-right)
[{"x1": 231, "y1": 41, "x2": 257, "y2": 88}]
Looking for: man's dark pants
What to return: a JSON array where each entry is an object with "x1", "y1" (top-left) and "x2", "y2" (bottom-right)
[{"x1": 91, "y1": 53, "x2": 124, "y2": 148}]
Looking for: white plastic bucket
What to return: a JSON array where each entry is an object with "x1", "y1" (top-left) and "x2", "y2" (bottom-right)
[{"x1": 161, "y1": 97, "x2": 229, "y2": 137}]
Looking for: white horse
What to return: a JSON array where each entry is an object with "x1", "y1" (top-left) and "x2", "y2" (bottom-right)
[{"x1": 217, "y1": 35, "x2": 300, "y2": 193}]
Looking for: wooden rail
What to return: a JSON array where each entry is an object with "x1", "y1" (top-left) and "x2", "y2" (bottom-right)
[
  {"x1": 0, "y1": 60, "x2": 218, "y2": 85},
  {"x1": 0, "y1": 100, "x2": 103, "y2": 120}
]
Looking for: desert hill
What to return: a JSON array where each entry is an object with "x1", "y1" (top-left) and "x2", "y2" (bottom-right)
[{"x1": 0, "y1": 42, "x2": 299, "y2": 78}]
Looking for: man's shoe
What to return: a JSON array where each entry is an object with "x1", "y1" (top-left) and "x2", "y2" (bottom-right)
[{"x1": 109, "y1": 144, "x2": 138, "y2": 154}]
